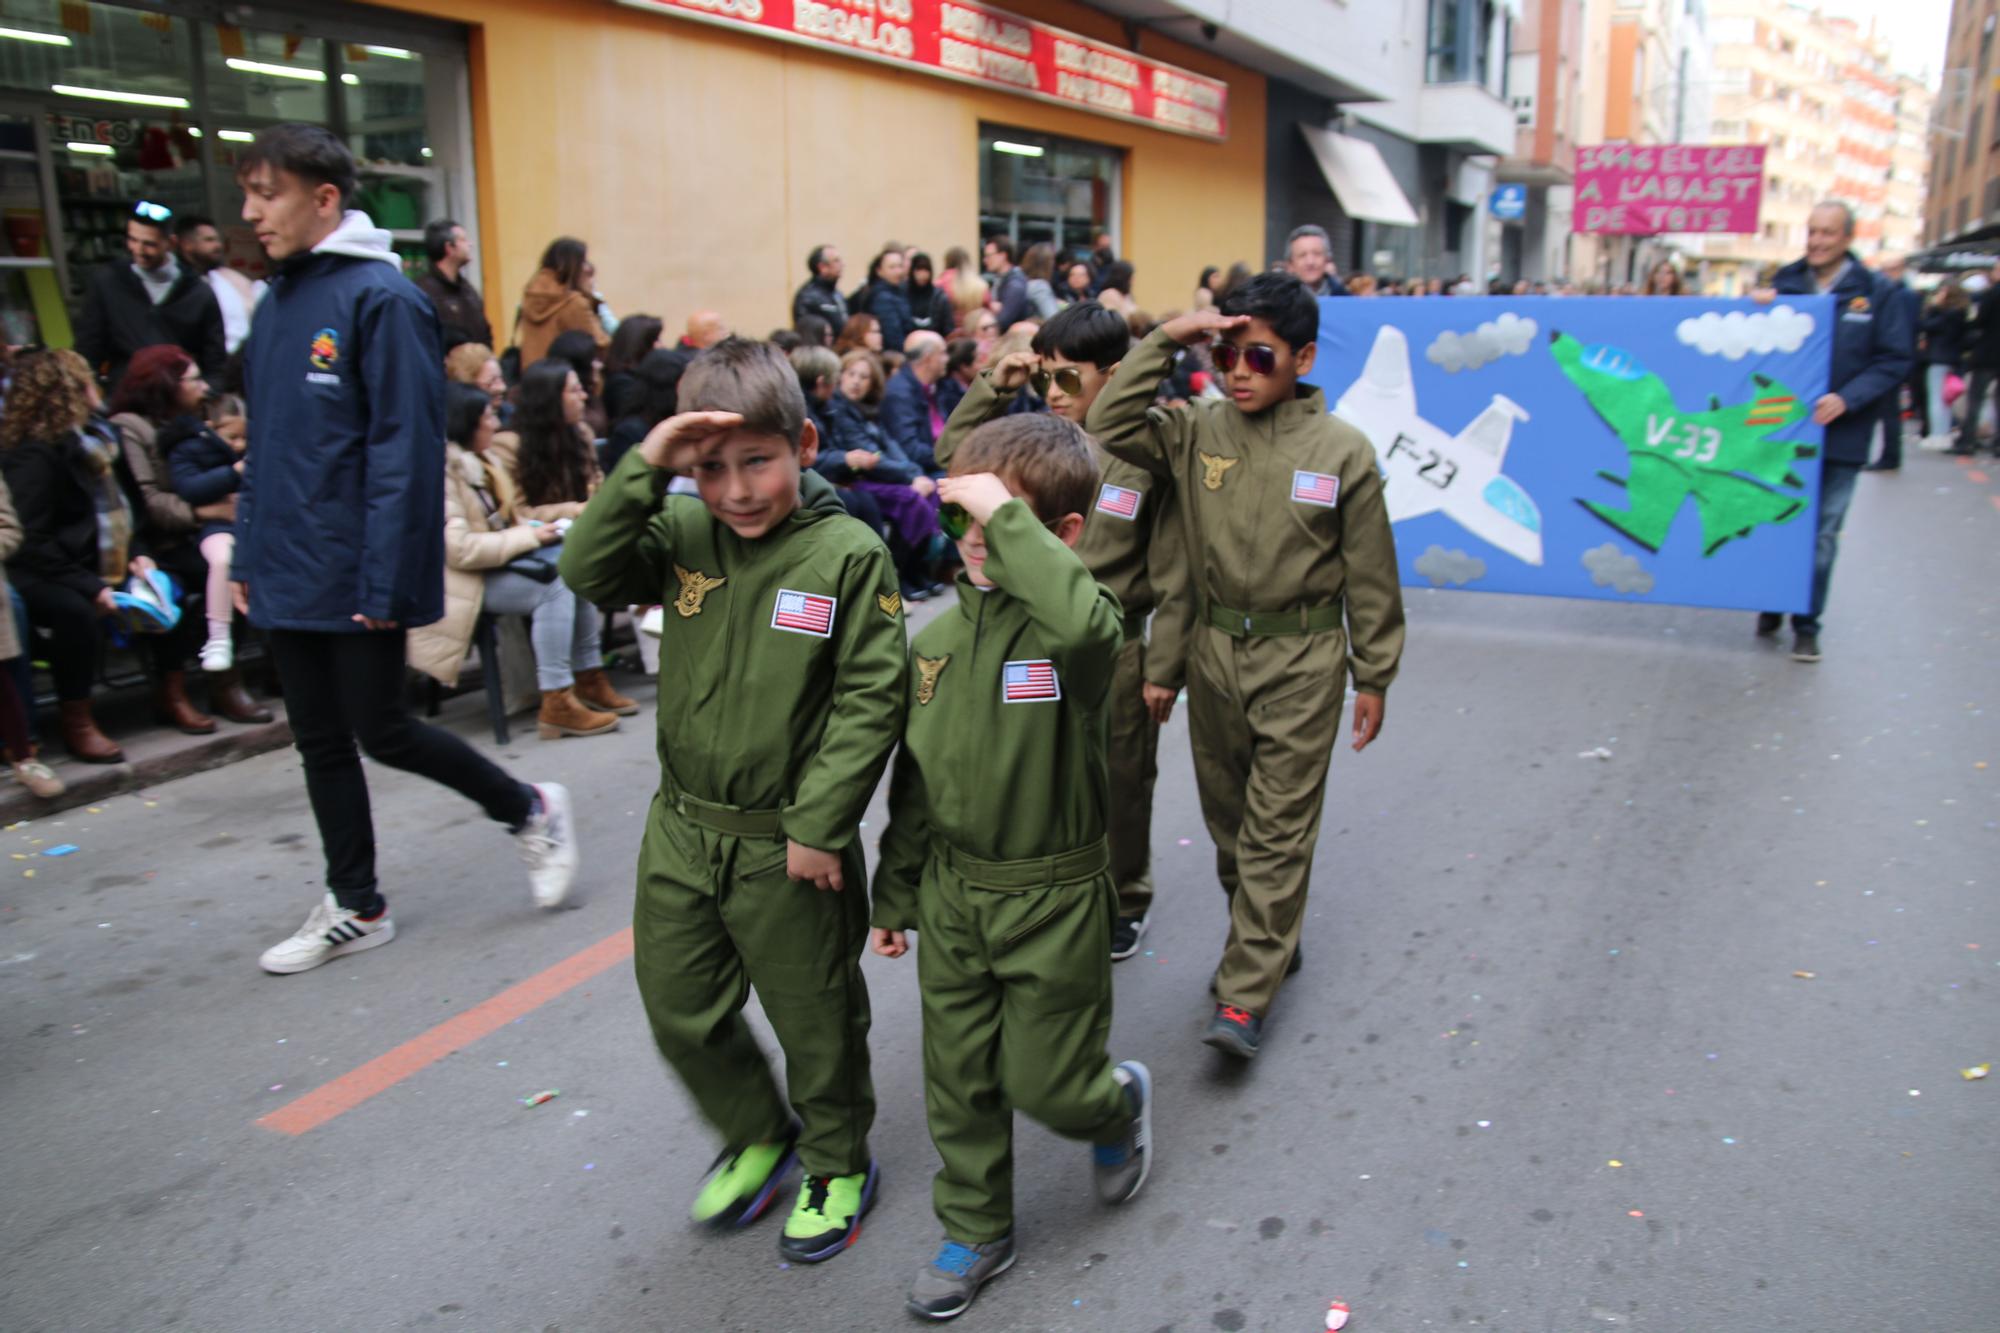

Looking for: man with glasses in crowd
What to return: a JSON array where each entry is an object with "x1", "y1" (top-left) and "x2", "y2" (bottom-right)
[{"x1": 74, "y1": 200, "x2": 226, "y2": 389}]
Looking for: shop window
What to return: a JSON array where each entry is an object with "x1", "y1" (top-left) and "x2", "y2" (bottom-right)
[
  {"x1": 203, "y1": 26, "x2": 329, "y2": 127},
  {"x1": 977, "y1": 126, "x2": 1120, "y2": 261},
  {"x1": 0, "y1": 1, "x2": 192, "y2": 105}
]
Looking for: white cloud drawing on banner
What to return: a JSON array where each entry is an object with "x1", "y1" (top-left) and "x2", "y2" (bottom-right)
[
  {"x1": 1425, "y1": 312, "x2": 1539, "y2": 374},
  {"x1": 1414, "y1": 545, "x2": 1488, "y2": 587},
  {"x1": 1674, "y1": 304, "x2": 1815, "y2": 361},
  {"x1": 1582, "y1": 543, "x2": 1655, "y2": 595}
]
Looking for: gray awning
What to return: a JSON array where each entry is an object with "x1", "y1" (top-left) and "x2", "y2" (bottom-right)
[{"x1": 1299, "y1": 125, "x2": 1420, "y2": 228}]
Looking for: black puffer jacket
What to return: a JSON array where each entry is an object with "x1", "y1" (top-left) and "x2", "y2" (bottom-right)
[{"x1": 73, "y1": 261, "x2": 226, "y2": 389}]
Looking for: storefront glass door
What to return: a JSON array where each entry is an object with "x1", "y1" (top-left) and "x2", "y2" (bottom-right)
[
  {"x1": 0, "y1": 103, "x2": 69, "y2": 344},
  {"x1": 978, "y1": 125, "x2": 1121, "y2": 259}
]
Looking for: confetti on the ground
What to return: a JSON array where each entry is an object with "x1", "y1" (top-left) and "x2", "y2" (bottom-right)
[
  {"x1": 1722, "y1": 1137, "x2": 1737, "y2": 1145},
  {"x1": 86, "y1": 807, "x2": 103, "y2": 814},
  {"x1": 572, "y1": 1109, "x2": 589, "y2": 1117},
  {"x1": 522, "y1": 1089, "x2": 560, "y2": 1107},
  {"x1": 268, "y1": 1084, "x2": 283, "y2": 1092},
  {"x1": 1628, "y1": 1210, "x2": 1645, "y2": 1218},
  {"x1": 1608, "y1": 1159, "x2": 1624, "y2": 1168},
  {"x1": 1577, "y1": 746, "x2": 1613, "y2": 760},
  {"x1": 1326, "y1": 1300, "x2": 1351, "y2": 1330},
  {"x1": 1476, "y1": 1120, "x2": 1492, "y2": 1128},
  {"x1": 43, "y1": 845, "x2": 78, "y2": 857},
  {"x1": 1792, "y1": 970, "x2": 1816, "y2": 979},
  {"x1": 1962, "y1": 1064, "x2": 1990, "y2": 1081},
  {"x1": 22, "y1": 869, "x2": 33, "y2": 878},
  {"x1": 1909, "y1": 1090, "x2": 1921, "y2": 1097},
  {"x1": 1177, "y1": 837, "x2": 1192, "y2": 846}
]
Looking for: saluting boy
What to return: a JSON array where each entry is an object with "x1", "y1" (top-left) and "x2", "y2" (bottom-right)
[
  {"x1": 871, "y1": 415, "x2": 1154, "y2": 1321},
  {"x1": 1086, "y1": 273, "x2": 1406, "y2": 1060},
  {"x1": 559, "y1": 338, "x2": 906, "y2": 1262},
  {"x1": 933, "y1": 301, "x2": 1189, "y2": 962}
]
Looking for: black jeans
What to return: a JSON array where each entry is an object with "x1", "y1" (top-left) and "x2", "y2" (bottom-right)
[{"x1": 268, "y1": 627, "x2": 535, "y2": 915}]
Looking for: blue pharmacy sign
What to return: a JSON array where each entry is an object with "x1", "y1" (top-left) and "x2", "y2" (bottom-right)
[
  {"x1": 1490, "y1": 183, "x2": 1528, "y2": 220},
  {"x1": 1301, "y1": 296, "x2": 1836, "y2": 611}
]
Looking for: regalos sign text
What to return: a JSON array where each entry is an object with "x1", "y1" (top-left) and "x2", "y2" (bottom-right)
[{"x1": 619, "y1": 0, "x2": 1230, "y2": 141}]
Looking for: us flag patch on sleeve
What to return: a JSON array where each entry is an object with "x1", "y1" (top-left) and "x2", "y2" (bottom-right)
[
  {"x1": 1095, "y1": 483, "x2": 1142, "y2": 520},
  {"x1": 1001, "y1": 659, "x2": 1061, "y2": 703},
  {"x1": 1291, "y1": 470, "x2": 1340, "y2": 508},
  {"x1": 771, "y1": 589, "x2": 837, "y2": 638}
]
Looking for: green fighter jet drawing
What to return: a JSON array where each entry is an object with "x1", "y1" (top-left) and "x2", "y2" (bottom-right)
[{"x1": 1550, "y1": 330, "x2": 1816, "y2": 555}]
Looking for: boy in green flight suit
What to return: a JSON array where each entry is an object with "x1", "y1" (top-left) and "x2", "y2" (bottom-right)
[
  {"x1": 870, "y1": 414, "x2": 1155, "y2": 1321},
  {"x1": 1086, "y1": 273, "x2": 1406, "y2": 1061},
  {"x1": 559, "y1": 338, "x2": 906, "y2": 1262},
  {"x1": 933, "y1": 301, "x2": 1190, "y2": 962}
]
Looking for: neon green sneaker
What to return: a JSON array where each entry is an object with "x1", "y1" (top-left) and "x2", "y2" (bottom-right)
[
  {"x1": 689, "y1": 1126, "x2": 799, "y2": 1228},
  {"x1": 778, "y1": 1159, "x2": 879, "y2": 1262}
]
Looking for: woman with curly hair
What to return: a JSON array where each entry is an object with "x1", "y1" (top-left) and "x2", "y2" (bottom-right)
[
  {"x1": 490, "y1": 358, "x2": 602, "y2": 523},
  {"x1": 1, "y1": 350, "x2": 212, "y2": 762}
]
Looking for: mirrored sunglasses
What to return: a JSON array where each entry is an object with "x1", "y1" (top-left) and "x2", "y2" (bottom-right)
[
  {"x1": 1212, "y1": 342, "x2": 1278, "y2": 376},
  {"x1": 1029, "y1": 366, "x2": 1084, "y2": 398}
]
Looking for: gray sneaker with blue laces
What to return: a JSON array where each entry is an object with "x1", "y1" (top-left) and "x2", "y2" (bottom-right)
[{"x1": 906, "y1": 1235, "x2": 1016, "y2": 1320}]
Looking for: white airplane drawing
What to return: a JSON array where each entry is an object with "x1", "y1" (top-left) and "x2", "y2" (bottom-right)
[{"x1": 1332, "y1": 325, "x2": 1545, "y2": 566}]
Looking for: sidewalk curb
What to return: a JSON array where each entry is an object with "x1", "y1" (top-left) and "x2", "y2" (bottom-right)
[{"x1": 2, "y1": 716, "x2": 295, "y2": 824}]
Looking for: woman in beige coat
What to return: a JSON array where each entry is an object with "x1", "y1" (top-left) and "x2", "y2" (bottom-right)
[
  {"x1": 0, "y1": 476, "x2": 65, "y2": 797},
  {"x1": 407, "y1": 385, "x2": 634, "y2": 740}
]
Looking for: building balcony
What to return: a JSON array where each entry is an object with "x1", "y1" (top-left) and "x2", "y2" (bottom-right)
[{"x1": 1417, "y1": 81, "x2": 1517, "y2": 154}]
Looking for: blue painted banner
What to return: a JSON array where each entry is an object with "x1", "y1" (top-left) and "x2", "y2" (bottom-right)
[{"x1": 1301, "y1": 296, "x2": 1835, "y2": 611}]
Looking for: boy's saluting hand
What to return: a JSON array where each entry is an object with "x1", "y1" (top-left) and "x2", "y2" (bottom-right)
[
  {"x1": 638, "y1": 410, "x2": 745, "y2": 473},
  {"x1": 1160, "y1": 309, "x2": 1249, "y2": 347},
  {"x1": 989, "y1": 349, "x2": 1039, "y2": 391},
  {"x1": 936, "y1": 471, "x2": 1015, "y2": 525}
]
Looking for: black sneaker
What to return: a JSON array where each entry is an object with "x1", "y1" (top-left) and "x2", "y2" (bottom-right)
[
  {"x1": 1790, "y1": 631, "x2": 1822, "y2": 663},
  {"x1": 1110, "y1": 914, "x2": 1148, "y2": 961},
  {"x1": 1202, "y1": 1003, "x2": 1263, "y2": 1059},
  {"x1": 1755, "y1": 612, "x2": 1784, "y2": 637}
]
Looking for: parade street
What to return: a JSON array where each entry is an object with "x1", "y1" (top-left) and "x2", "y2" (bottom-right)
[{"x1": 3, "y1": 450, "x2": 1994, "y2": 1333}]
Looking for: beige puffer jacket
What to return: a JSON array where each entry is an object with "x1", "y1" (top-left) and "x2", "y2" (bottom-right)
[{"x1": 406, "y1": 442, "x2": 545, "y2": 686}]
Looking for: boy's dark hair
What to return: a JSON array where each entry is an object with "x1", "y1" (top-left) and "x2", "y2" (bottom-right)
[
  {"x1": 235, "y1": 123, "x2": 358, "y2": 206},
  {"x1": 1219, "y1": 271, "x2": 1320, "y2": 354},
  {"x1": 443, "y1": 381, "x2": 492, "y2": 449},
  {"x1": 680, "y1": 336, "x2": 807, "y2": 447},
  {"x1": 173, "y1": 212, "x2": 214, "y2": 240},
  {"x1": 949, "y1": 414, "x2": 1099, "y2": 524},
  {"x1": 1031, "y1": 300, "x2": 1130, "y2": 370},
  {"x1": 423, "y1": 218, "x2": 461, "y2": 264}
]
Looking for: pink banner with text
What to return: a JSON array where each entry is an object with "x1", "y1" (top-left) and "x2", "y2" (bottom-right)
[{"x1": 1573, "y1": 144, "x2": 1766, "y2": 236}]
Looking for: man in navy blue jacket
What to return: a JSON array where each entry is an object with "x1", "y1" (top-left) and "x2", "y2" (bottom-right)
[
  {"x1": 230, "y1": 125, "x2": 580, "y2": 975},
  {"x1": 1758, "y1": 200, "x2": 1914, "y2": 663},
  {"x1": 879, "y1": 330, "x2": 948, "y2": 473}
]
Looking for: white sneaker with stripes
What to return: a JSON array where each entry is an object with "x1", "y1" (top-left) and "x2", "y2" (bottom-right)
[{"x1": 258, "y1": 893, "x2": 396, "y2": 974}]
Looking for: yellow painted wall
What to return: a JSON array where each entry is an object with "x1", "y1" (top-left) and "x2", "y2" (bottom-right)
[{"x1": 375, "y1": 0, "x2": 1266, "y2": 340}]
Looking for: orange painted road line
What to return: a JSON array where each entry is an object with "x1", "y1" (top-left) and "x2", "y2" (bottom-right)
[{"x1": 257, "y1": 927, "x2": 635, "y2": 1136}]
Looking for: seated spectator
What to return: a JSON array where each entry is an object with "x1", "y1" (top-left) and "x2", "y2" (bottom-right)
[
  {"x1": 160, "y1": 372, "x2": 247, "y2": 676},
  {"x1": 601, "y1": 315, "x2": 664, "y2": 421},
  {"x1": 851, "y1": 248, "x2": 914, "y2": 353},
  {"x1": 515, "y1": 237, "x2": 608, "y2": 367},
  {"x1": 792, "y1": 344, "x2": 887, "y2": 535},
  {"x1": 1, "y1": 350, "x2": 213, "y2": 763},
  {"x1": 1022, "y1": 242, "x2": 1062, "y2": 319},
  {"x1": 106, "y1": 345, "x2": 267, "y2": 724},
  {"x1": 491, "y1": 359, "x2": 603, "y2": 523},
  {"x1": 838, "y1": 348, "x2": 886, "y2": 421},
  {"x1": 880, "y1": 330, "x2": 949, "y2": 474},
  {"x1": 408, "y1": 383, "x2": 631, "y2": 740},
  {"x1": 796, "y1": 313, "x2": 833, "y2": 348},
  {"x1": 938, "y1": 245, "x2": 973, "y2": 301},
  {"x1": 951, "y1": 274, "x2": 990, "y2": 337},
  {"x1": 0, "y1": 475, "x2": 63, "y2": 797},
  {"x1": 936, "y1": 337, "x2": 979, "y2": 418},
  {"x1": 962, "y1": 307, "x2": 1000, "y2": 363},
  {"x1": 603, "y1": 347, "x2": 686, "y2": 471},
  {"x1": 834, "y1": 312, "x2": 883, "y2": 357},
  {"x1": 906, "y1": 252, "x2": 955, "y2": 335},
  {"x1": 1063, "y1": 260, "x2": 1095, "y2": 306},
  {"x1": 1096, "y1": 260, "x2": 1136, "y2": 315},
  {"x1": 813, "y1": 346, "x2": 947, "y2": 601},
  {"x1": 445, "y1": 341, "x2": 509, "y2": 425},
  {"x1": 542, "y1": 328, "x2": 610, "y2": 440}
]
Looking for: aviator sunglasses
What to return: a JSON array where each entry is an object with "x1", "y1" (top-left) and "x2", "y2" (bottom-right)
[
  {"x1": 1029, "y1": 366, "x2": 1085, "y2": 398},
  {"x1": 1211, "y1": 342, "x2": 1279, "y2": 375}
]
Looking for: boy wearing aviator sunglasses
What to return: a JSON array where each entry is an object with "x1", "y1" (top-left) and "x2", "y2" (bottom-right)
[
  {"x1": 931, "y1": 301, "x2": 1190, "y2": 966},
  {"x1": 1085, "y1": 272, "x2": 1406, "y2": 1063}
]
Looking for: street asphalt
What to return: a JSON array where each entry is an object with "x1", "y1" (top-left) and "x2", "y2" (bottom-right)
[{"x1": 2, "y1": 447, "x2": 1994, "y2": 1333}]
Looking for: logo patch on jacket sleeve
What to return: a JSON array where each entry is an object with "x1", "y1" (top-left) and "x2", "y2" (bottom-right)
[
  {"x1": 1001, "y1": 659, "x2": 1061, "y2": 703},
  {"x1": 1095, "y1": 483, "x2": 1142, "y2": 520},
  {"x1": 771, "y1": 589, "x2": 837, "y2": 637},
  {"x1": 1291, "y1": 470, "x2": 1340, "y2": 508}
]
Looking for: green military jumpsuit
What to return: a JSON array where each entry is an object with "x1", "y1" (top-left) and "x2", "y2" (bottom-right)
[
  {"x1": 561, "y1": 452, "x2": 907, "y2": 1178},
  {"x1": 871, "y1": 499, "x2": 1132, "y2": 1244},
  {"x1": 1087, "y1": 328, "x2": 1407, "y2": 1017},
  {"x1": 935, "y1": 370, "x2": 1189, "y2": 923}
]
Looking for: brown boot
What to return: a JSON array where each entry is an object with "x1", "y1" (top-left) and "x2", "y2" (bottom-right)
[
  {"x1": 537, "y1": 687, "x2": 620, "y2": 739},
  {"x1": 154, "y1": 671, "x2": 217, "y2": 735},
  {"x1": 573, "y1": 667, "x2": 640, "y2": 716},
  {"x1": 58, "y1": 699, "x2": 124, "y2": 764},
  {"x1": 207, "y1": 668, "x2": 274, "y2": 724}
]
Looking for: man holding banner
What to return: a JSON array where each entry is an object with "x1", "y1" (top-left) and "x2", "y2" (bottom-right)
[{"x1": 1756, "y1": 201, "x2": 1913, "y2": 664}]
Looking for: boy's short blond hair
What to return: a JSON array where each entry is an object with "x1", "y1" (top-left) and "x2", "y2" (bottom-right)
[
  {"x1": 680, "y1": 336, "x2": 806, "y2": 446},
  {"x1": 949, "y1": 414, "x2": 1099, "y2": 524}
]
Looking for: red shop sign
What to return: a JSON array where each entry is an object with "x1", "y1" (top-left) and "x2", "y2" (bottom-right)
[{"x1": 617, "y1": 0, "x2": 1229, "y2": 141}]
